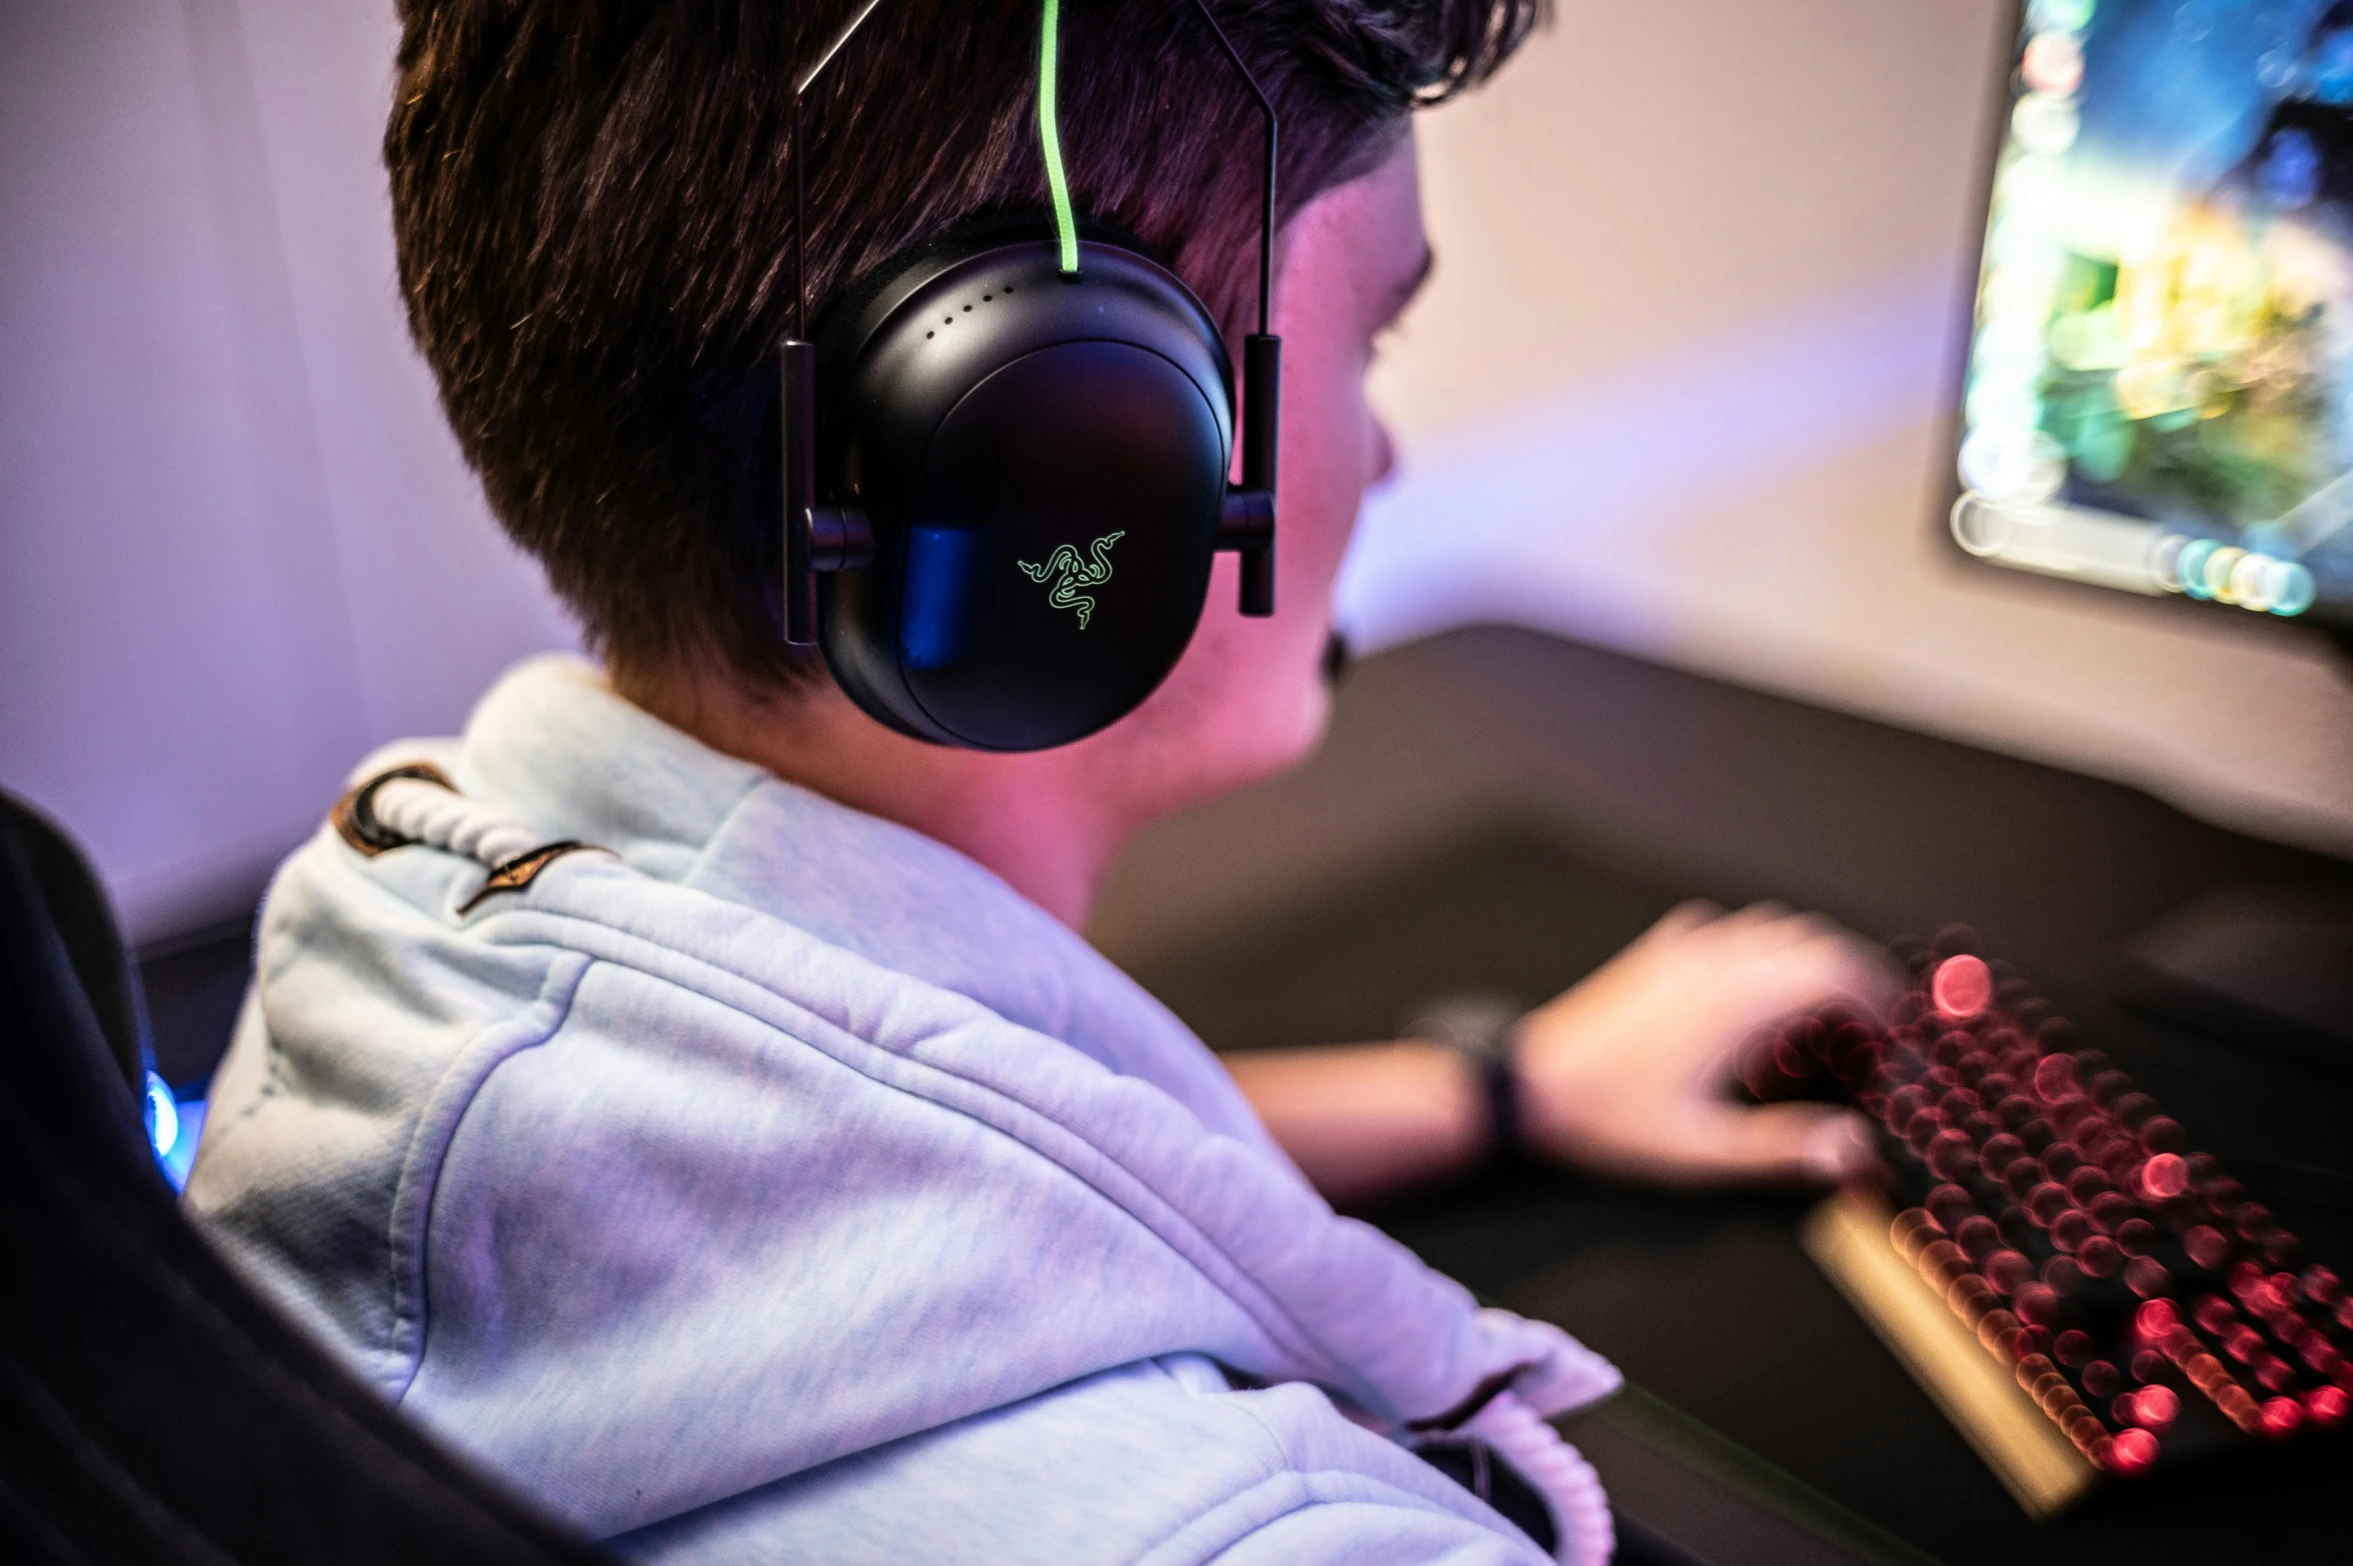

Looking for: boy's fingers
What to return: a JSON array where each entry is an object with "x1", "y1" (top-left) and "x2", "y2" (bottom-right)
[
  {"x1": 1637, "y1": 899, "x2": 1721, "y2": 948},
  {"x1": 1676, "y1": 1102, "x2": 1876, "y2": 1187},
  {"x1": 1735, "y1": 932, "x2": 1899, "y2": 1028}
]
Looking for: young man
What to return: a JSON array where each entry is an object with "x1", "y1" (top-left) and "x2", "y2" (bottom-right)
[{"x1": 189, "y1": 2, "x2": 1886, "y2": 1560}]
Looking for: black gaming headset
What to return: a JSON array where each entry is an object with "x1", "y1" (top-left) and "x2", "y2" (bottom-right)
[{"x1": 779, "y1": 0, "x2": 1280, "y2": 752}]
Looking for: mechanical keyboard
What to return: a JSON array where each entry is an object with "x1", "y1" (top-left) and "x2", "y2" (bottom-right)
[{"x1": 1774, "y1": 934, "x2": 2348, "y2": 1514}]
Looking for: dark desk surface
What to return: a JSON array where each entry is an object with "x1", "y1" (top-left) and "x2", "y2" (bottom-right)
[{"x1": 1113, "y1": 627, "x2": 2353, "y2": 1566}]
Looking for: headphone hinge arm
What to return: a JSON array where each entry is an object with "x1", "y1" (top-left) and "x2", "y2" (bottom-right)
[
  {"x1": 1217, "y1": 489, "x2": 1275, "y2": 617},
  {"x1": 1216, "y1": 488, "x2": 1273, "y2": 546},
  {"x1": 805, "y1": 506, "x2": 875, "y2": 574}
]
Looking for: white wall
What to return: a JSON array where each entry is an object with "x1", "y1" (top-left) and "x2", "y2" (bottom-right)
[
  {"x1": 0, "y1": 0, "x2": 575, "y2": 943},
  {"x1": 1342, "y1": 0, "x2": 2353, "y2": 859}
]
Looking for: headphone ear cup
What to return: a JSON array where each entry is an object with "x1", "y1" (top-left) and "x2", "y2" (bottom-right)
[{"x1": 814, "y1": 238, "x2": 1236, "y2": 751}]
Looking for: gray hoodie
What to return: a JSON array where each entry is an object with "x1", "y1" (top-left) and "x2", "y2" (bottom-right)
[{"x1": 186, "y1": 656, "x2": 1621, "y2": 1563}]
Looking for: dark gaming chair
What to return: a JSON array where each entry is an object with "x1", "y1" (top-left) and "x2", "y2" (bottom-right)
[{"x1": 0, "y1": 789, "x2": 615, "y2": 1565}]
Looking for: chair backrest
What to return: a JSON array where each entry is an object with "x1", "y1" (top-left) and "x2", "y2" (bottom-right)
[
  {"x1": 0, "y1": 789, "x2": 616, "y2": 1566},
  {"x1": 4, "y1": 792, "x2": 147, "y2": 1097}
]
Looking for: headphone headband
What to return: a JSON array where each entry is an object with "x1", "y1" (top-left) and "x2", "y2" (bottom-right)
[{"x1": 787, "y1": 0, "x2": 1275, "y2": 339}]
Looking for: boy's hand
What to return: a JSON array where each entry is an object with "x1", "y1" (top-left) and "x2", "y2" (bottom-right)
[{"x1": 1511, "y1": 902, "x2": 1897, "y2": 1187}]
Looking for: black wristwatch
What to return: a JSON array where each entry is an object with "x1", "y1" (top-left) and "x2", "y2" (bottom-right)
[{"x1": 1400, "y1": 994, "x2": 1528, "y2": 1167}]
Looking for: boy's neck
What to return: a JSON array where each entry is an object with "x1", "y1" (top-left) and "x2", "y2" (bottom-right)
[{"x1": 612, "y1": 662, "x2": 1128, "y2": 931}]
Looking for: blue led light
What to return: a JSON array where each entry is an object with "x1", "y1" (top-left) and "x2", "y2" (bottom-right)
[
  {"x1": 144, "y1": 1073, "x2": 207, "y2": 1191},
  {"x1": 901, "y1": 526, "x2": 992, "y2": 670},
  {"x1": 144, "y1": 1069, "x2": 179, "y2": 1157}
]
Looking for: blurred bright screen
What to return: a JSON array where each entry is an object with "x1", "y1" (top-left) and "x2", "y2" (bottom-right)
[{"x1": 1956, "y1": 0, "x2": 2353, "y2": 628}]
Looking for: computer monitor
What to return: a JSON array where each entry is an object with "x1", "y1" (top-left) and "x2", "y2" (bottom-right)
[{"x1": 1952, "y1": 0, "x2": 2353, "y2": 632}]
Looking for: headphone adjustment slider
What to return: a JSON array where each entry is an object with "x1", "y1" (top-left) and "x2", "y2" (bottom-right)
[
  {"x1": 1219, "y1": 331, "x2": 1280, "y2": 618},
  {"x1": 781, "y1": 339, "x2": 821, "y2": 645}
]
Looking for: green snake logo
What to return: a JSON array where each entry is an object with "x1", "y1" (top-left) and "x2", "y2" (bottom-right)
[{"x1": 1016, "y1": 531, "x2": 1124, "y2": 630}]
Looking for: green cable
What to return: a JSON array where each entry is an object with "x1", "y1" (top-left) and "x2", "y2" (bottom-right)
[{"x1": 1038, "y1": 0, "x2": 1079, "y2": 274}]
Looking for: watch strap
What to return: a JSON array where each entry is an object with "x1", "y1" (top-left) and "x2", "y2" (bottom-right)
[{"x1": 1400, "y1": 993, "x2": 1528, "y2": 1168}]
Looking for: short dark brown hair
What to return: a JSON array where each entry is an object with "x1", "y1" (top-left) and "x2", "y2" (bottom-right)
[{"x1": 387, "y1": 0, "x2": 1544, "y2": 689}]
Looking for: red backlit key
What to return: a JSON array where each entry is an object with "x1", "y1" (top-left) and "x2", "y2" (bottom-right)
[{"x1": 1931, "y1": 955, "x2": 1992, "y2": 1020}]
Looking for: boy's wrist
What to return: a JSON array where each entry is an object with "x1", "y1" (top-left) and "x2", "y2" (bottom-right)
[{"x1": 1403, "y1": 996, "x2": 1530, "y2": 1168}]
